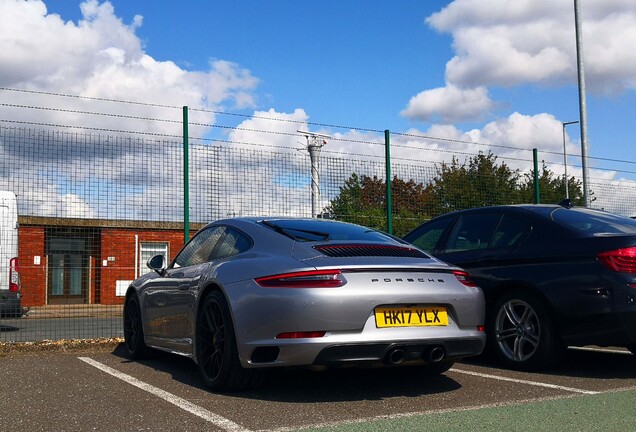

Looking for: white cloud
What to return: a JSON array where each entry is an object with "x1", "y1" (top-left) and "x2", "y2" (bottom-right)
[
  {"x1": 0, "y1": 0, "x2": 264, "y2": 220},
  {"x1": 0, "y1": 0, "x2": 259, "y2": 135},
  {"x1": 403, "y1": 0, "x2": 636, "y2": 123},
  {"x1": 444, "y1": 26, "x2": 572, "y2": 88},
  {"x1": 401, "y1": 85, "x2": 495, "y2": 123},
  {"x1": 228, "y1": 108, "x2": 309, "y2": 149},
  {"x1": 472, "y1": 112, "x2": 563, "y2": 154},
  {"x1": 58, "y1": 193, "x2": 96, "y2": 218},
  {"x1": 592, "y1": 178, "x2": 636, "y2": 216},
  {"x1": 392, "y1": 112, "x2": 569, "y2": 172},
  {"x1": 426, "y1": 0, "x2": 636, "y2": 93}
]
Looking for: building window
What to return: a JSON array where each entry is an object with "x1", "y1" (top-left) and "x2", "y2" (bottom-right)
[{"x1": 139, "y1": 242, "x2": 168, "y2": 276}]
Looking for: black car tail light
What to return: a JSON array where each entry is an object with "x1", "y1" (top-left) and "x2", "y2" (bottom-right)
[
  {"x1": 255, "y1": 269, "x2": 345, "y2": 288},
  {"x1": 598, "y1": 247, "x2": 636, "y2": 273},
  {"x1": 453, "y1": 270, "x2": 478, "y2": 288}
]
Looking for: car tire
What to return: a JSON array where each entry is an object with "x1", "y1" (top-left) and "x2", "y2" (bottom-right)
[
  {"x1": 488, "y1": 290, "x2": 564, "y2": 371},
  {"x1": 196, "y1": 290, "x2": 264, "y2": 392},
  {"x1": 123, "y1": 294, "x2": 151, "y2": 359}
]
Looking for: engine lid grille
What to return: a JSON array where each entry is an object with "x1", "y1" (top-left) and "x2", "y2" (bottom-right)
[{"x1": 314, "y1": 244, "x2": 428, "y2": 258}]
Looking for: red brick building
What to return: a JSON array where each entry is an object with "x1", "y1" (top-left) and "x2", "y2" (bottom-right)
[{"x1": 18, "y1": 216, "x2": 204, "y2": 306}]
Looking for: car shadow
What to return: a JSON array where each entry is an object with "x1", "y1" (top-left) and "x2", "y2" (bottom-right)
[
  {"x1": 112, "y1": 343, "x2": 462, "y2": 402},
  {"x1": 556, "y1": 348, "x2": 636, "y2": 379},
  {"x1": 0, "y1": 324, "x2": 20, "y2": 332},
  {"x1": 463, "y1": 347, "x2": 636, "y2": 379},
  {"x1": 245, "y1": 366, "x2": 461, "y2": 402},
  {"x1": 112, "y1": 343, "x2": 206, "y2": 389}
]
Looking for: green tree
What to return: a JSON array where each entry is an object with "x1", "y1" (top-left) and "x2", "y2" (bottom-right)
[
  {"x1": 324, "y1": 174, "x2": 432, "y2": 236},
  {"x1": 326, "y1": 152, "x2": 592, "y2": 238},
  {"x1": 519, "y1": 163, "x2": 586, "y2": 205},
  {"x1": 426, "y1": 152, "x2": 523, "y2": 216}
]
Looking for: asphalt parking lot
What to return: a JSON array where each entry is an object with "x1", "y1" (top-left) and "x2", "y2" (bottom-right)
[{"x1": 1, "y1": 344, "x2": 635, "y2": 431}]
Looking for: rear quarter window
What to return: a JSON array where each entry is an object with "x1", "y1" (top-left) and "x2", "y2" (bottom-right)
[
  {"x1": 404, "y1": 217, "x2": 453, "y2": 252},
  {"x1": 551, "y1": 208, "x2": 636, "y2": 234}
]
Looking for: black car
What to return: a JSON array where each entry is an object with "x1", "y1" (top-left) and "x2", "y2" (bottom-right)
[{"x1": 403, "y1": 202, "x2": 636, "y2": 371}]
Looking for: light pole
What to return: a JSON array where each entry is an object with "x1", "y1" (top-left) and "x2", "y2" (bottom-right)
[
  {"x1": 297, "y1": 130, "x2": 331, "y2": 218},
  {"x1": 562, "y1": 120, "x2": 579, "y2": 199},
  {"x1": 574, "y1": 0, "x2": 590, "y2": 206}
]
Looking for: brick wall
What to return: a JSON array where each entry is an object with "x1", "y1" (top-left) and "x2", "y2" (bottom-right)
[
  {"x1": 18, "y1": 221, "x2": 191, "y2": 306},
  {"x1": 99, "y1": 228, "x2": 186, "y2": 305},
  {"x1": 18, "y1": 226, "x2": 46, "y2": 307}
]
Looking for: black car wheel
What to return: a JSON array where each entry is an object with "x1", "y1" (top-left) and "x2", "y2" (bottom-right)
[
  {"x1": 123, "y1": 294, "x2": 151, "y2": 359},
  {"x1": 489, "y1": 290, "x2": 564, "y2": 371},
  {"x1": 196, "y1": 291, "x2": 263, "y2": 392}
]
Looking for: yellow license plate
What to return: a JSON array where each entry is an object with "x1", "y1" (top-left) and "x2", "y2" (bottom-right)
[{"x1": 374, "y1": 306, "x2": 448, "y2": 328}]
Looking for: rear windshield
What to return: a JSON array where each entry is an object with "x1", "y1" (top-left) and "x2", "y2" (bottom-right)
[
  {"x1": 259, "y1": 219, "x2": 396, "y2": 243},
  {"x1": 549, "y1": 207, "x2": 636, "y2": 234}
]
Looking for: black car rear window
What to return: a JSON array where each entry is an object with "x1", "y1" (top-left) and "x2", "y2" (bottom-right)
[
  {"x1": 259, "y1": 219, "x2": 395, "y2": 242},
  {"x1": 549, "y1": 208, "x2": 636, "y2": 234}
]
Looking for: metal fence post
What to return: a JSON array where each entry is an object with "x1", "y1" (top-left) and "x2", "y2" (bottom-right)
[
  {"x1": 385, "y1": 130, "x2": 393, "y2": 234},
  {"x1": 533, "y1": 148, "x2": 540, "y2": 204},
  {"x1": 183, "y1": 106, "x2": 190, "y2": 243}
]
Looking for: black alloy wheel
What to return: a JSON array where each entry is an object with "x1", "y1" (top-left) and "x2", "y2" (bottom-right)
[
  {"x1": 123, "y1": 294, "x2": 150, "y2": 359},
  {"x1": 489, "y1": 290, "x2": 564, "y2": 371},
  {"x1": 196, "y1": 290, "x2": 262, "y2": 392}
]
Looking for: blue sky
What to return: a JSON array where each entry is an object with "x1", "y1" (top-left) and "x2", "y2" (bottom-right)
[
  {"x1": 36, "y1": 1, "x2": 634, "y2": 170},
  {"x1": 44, "y1": 1, "x2": 456, "y2": 129},
  {"x1": 2, "y1": 0, "x2": 636, "y2": 216}
]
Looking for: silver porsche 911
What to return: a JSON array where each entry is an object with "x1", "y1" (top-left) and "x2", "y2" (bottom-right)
[{"x1": 123, "y1": 218, "x2": 485, "y2": 392}]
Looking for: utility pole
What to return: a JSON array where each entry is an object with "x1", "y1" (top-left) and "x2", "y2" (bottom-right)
[
  {"x1": 298, "y1": 130, "x2": 331, "y2": 218},
  {"x1": 574, "y1": 0, "x2": 590, "y2": 206}
]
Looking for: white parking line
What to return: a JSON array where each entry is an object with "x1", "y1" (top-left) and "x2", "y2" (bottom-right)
[
  {"x1": 450, "y1": 367, "x2": 600, "y2": 395},
  {"x1": 78, "y1": 357, "x2": 251, "y2": 432},
  {"x1": 569, "y1": 346, "x2": 632, "y2": 355}
]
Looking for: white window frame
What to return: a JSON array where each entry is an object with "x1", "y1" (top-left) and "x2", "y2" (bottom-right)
[{"x1": 139, "y1": 242, "x2": 169, "y2": 276}]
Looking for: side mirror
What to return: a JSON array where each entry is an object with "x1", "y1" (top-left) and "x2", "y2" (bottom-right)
[{"x1": 147, "y1": 254, "x2": 167, "y2": 276}]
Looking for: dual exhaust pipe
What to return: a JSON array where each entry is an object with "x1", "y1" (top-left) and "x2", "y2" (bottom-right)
[{"x1": 384, "y1": 345, "x2": 445, "y2": 365}]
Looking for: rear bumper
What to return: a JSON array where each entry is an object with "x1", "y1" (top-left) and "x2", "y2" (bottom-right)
[
  {"x1": 549, "y1": 276, "x2": 636, "y2": 347},
  {"x1": 312, "y1": 338, "x2": 485, "y2": 366},
  {"x1": 245, "y1": 333, "x2": 486, "y2": 368}
]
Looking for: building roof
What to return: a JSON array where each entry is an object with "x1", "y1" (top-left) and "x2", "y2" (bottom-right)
[{"x1": 18, "y1": 216, "x2": 206, "y2": 231}]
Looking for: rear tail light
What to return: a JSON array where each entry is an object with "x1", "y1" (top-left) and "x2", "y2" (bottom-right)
[
  {"x1": 598, "y1": 247, "x2": 636, "y2": 273},
  {"x1": 9, "y1": 257, "x2": 20, "y2": 293},
  {"x1": 453, "y1": 270, "x2": 478, "y2": 288},
  {"x1": 255, "y1": 269, "x2": 345, "y2": 288}
]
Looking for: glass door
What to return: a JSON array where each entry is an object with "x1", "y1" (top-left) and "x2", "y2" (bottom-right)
[{"x1": 48, "y1": 239, "x2": 88, "y2": 304}]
